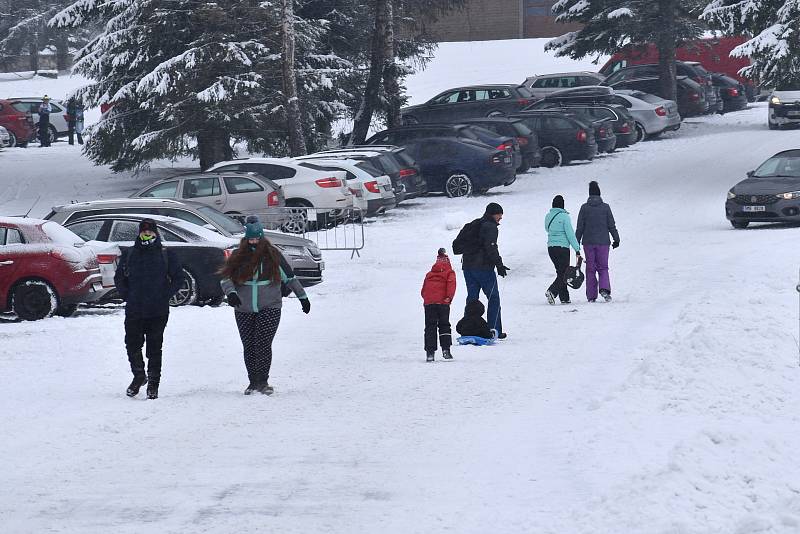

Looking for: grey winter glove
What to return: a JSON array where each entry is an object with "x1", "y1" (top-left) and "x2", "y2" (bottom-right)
[
  {"x1": 301, "y1": 299, "x2": 311, "y2": 314},
  {"x1": 227, "y1": 292, "x2": 242, "y2": 307},
  {"x1": 612, "y1": 241, "x2": 620, "y2": 249}
]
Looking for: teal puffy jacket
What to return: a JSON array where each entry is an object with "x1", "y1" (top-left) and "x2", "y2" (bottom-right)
[{"x1": 545, "y1": 208, "x2": 580, "y2": 252}]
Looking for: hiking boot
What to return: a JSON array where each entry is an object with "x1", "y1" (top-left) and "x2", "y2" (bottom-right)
[
  {"x1": 442, "y1": 349, "x2": 453, "y2": 360},
  {"x1": 257, "y1": 383, "x2": 274, "y2": 395},
  {"x1": 545, "y1": 291, "x2": 556, "y2": 305},
  {"x1": 600, "y1": 289, "x2": 612, "y2": 302},
  {"x1": 561, "y1": 300, "x2": 571, "y2": 305},
  {"x1": 146, "y1": 382, "x2": 159, "y2": 400},
  {"x1": 426, "y1": 351, "x2": 435, "y2": 362},
  {"x1": 244, "y1": 382, "x2": 258, "y2": 395},
  {"x1": 497, "y1": 332, "x2": 507, "y2": 340},
  {"x1": 126, "y1": 375, "x2": 147, "y2": 397}
]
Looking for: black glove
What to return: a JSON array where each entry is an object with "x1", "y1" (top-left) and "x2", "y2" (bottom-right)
[
  {"x1": 612, "y1": 241, "x2": 620, "y2": 249},
  {"x1": 227, "y1": 292, "x2": 242, "y2": 307},
  {"x1": 301, "y1": 298, "x2": 311, "y2": 314},
  {"x1": 496, "y1": 265, "x2": 510, "y2": 277}
]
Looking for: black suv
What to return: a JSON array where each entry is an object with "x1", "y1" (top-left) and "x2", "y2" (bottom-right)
[
  {"x1": 400, "y1": 84, "x2": 535, "y2": 124},
  {"x1": 527, "y1": 101, "x2": 638, "y2": 148},
  {"x1": 510, "y1": 111, "x2": 598, "y2": 167},
  {"x1": 460, "y1": 117, "x2": 542, "y2": 172}
]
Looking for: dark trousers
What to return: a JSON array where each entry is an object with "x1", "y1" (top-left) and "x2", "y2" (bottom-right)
[
  {"x1": 38, "y1": 121, "x2": 50, "y2": 146},
  {"x1": 464, "y1": 269, "x2": 502, "y2": 334},
  {"x1": 125, "y1": 315, "x2": 169, "y2": 382},
  {"x1": 424, "y1": 304, "x2": 451, "y2": 352},
  {"x1": 68, "y1": 126, "x2": 83, "y2": 145},
  {"x1": 547, "y1": 246, "x2": 571, "y2": 303},
  {"x1": 235, "y1": 308, "x2": 282, "y2": 384}
]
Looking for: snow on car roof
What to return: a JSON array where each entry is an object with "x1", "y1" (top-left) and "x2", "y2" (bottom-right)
[
  {"x1": 51, "y1": 198, "x2": 189, "y2": 210},
  {"x1": 0, "y1": 216, "x2": 47, "y2": 226}
]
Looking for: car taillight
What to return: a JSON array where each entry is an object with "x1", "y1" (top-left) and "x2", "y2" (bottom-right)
[
  {"x1": 267, "y1": 191, "x2": 279, "y2": 206},
  {"x1": 620, "y1": 123, "x2": 631, "y2": 134},
  {"x1": 689, "y1": 92, "x2": 700, "y2": 101},
  {"x1": 576, "y1": 129, "x2": 587, "y2": 142},
  {"x1": 517, "y1": 98, "x2": 532, "y2": 105},
  {"x1": 96, "y1": 254, "x2": 117, "y2": 264},
  {"x1": 516, "y1": 136, "x2": 529, "y2": 146},
  {"x1": 728, "y1": 88, "x2": 739, "y2": 97},
  {"x1": 224, "y1": 248, "x2": 234, "y2": 260},
  {"x1": 315, "y1": 177, "x2": 342, "y2": 188},
  {"x1": 365, "y1": 181, "x2": 381, "y2": 194},
  {"x1": 655, "y1": 106, "x2": 667, "y2": 116},
  {"x1": 399, "y1": 168, "x2": 417, "y2": 177}
]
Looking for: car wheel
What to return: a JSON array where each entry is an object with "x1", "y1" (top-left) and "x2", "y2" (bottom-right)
[
  {"x1": 540, "y1": 146, "x2": 563, "y2": 168},
  {"x1": 55, "y1": 303, "x2": 79, "y2": 317},
  {"x1": 169, "y1": 268, "x2": 197, "y2": 306},
  {"x1": 635, "y1": 123, "x2": 646, "y2": 143},
  {"x1": 444, "y1": 173, "x2": 473, "y2": 198},
  {"x1": 281, "y1": 200, "x2": 313, "y2": 234},
  {"x1": 768, "y1": 120, "x2": 777, "y2": 130},
  {"x1": 731, "y1": 220, "x2": 750, "y2": 229},
  {"x1": 48, "y1": 125, "x2": 58, "y2": 143},
  {"x1": 7, "y1": 131, "x2": 17, "y2": 147},
  {"x1": 12, "y1": 280, "x2": 57, "y2": 321}
]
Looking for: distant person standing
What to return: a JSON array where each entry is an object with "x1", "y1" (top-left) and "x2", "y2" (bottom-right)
[
  {"x1": 544, "y1": 195, "x2": 581, "y2": 305},
  {"x1": 576, "y1": 181, "x2": 620, "y2": 302},
  {"x1": 38, "y1": 95, "x2": 52, "y2": 147},
  {"x1": 421, "y1": 248, "x2": 456, "y2": 362},
  {"x1": 66, "y1": 98, "x2": 85, "y2": 145}
]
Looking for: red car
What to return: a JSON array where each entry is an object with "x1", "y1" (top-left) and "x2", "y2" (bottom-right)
[
  {"x1": 0, "y1": 99, "x2": 36, "y2": 147},
  {"x1": 0, "y1": 217, "x2": 116, "y2": 320}
]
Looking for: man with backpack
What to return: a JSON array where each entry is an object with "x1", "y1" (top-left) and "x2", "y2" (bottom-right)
[
  {"x1": 114, "y1": 219, "x2": 183, "y2": 399},
  {"x1": 452, "y1": 202, "x2": 509, "y2": 339}
]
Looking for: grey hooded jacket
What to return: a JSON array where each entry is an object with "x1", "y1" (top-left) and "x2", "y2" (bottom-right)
[
  {"x1": 220, "y1": 253, "x2": 307, "y2": 314},
  {"x1": 575, "y1": 195, "x2": 620, "y2": 246}
]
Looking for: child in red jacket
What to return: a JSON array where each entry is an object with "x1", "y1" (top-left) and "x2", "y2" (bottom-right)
[{"x1": 421, "y1": 248, "x2": 457, "y2": 362}]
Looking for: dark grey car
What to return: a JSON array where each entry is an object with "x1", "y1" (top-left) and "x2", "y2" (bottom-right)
[
  {"x1": 400, "y1": 85, "x2": 535, "y2": 124},
  {"x1": 726, "y1": 150, "x2": 800, "y2": 228}
]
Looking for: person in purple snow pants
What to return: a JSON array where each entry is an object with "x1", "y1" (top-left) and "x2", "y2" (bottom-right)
[{"x1": 575, "y1": 181, "x2": 620, "y2": 302}]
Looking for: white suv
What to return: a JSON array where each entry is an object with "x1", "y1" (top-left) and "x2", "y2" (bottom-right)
[{"x1": 768, "y1": 82, "x2": 800, "y2": 130}]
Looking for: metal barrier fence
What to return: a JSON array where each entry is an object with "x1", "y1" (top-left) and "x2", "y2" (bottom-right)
[{"x1": 249, "y1": 206, "x2": 365, "y2": 255}]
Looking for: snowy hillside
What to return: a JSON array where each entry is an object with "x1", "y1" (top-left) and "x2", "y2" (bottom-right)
[{"x1": 3, "y1": 47, "x2": 800, "y2": 534}]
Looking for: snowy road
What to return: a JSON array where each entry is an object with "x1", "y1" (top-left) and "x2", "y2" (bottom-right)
[{"x1": 3, "y1": 105, "x2": 800, "y2": 533}]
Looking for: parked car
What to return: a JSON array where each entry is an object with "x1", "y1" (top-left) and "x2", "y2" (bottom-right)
[
  {"x1": 768, "y1": 81, "x2": 800, "y2": 130},
  {"x1": 527, "y1": 100, "x2": 638, "y2": 148},
  {"x1": 0, "y1": 125, "x2": 9, "y2": 149},
  {"x1": 522, "y1": 72, "x2": 607, "y2": 99},
  {"x1": 0, "y1": 217, "x2": 115, "y2": 320},
  {"x1": 460, "y1": 117, "x2": 543, "y2": 172},
  {"x1": 611, "y1": 89, "x2": 682, "y2": 140},
  {"x1": 0, "y1": 98, "x2": 35, "y2": 147},
  {"x1": 711, "y1": 73, "x2": 748, "y2": 114},
  {"x1": 5, "y1": 97, "x2": 69, "y2": 143},
  {"x1": 132, "y1": 171, "x2": 289, "y2": 228},
  {"x1": 43, "y1": 198, "x2": 324, "y2": 286},
  {"x1": 308, "y1": 146, "x2": 427, "y2": 201},
  {"x1": 292, "y1": 157, "x2": 396, "y2": 216},
  {"x1": 510, "y1": 110, "x2": 598, "y2": 167},
  {"x1": 608, "y1": 76, "x2": 707, "y2": 118},
  {"x1": 400, "y1": 84, "x2": 535, "y2": 124},
  {"x1": 600, "y1": 37, "x2": 758, "y2": 101},
  {"x1": 603, "y1": 62, "x2": 717, "y2": 114},
  {"x1": 725, "y1": 150, "x2": 800, "y2": 228},
  {"x1": 206, "y1": 158, "x2": 353, "y2": 231}
]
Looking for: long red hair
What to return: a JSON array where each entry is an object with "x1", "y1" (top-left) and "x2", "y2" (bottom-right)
[{"x1": 219, "y1": 238, "x2": 282, "y2": 285}]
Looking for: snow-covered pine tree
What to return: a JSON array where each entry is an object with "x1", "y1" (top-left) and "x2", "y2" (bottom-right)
[
  {"x1": 547, "y1": 0, "x2": 707, "y2": 101},
  {"x1": 702, "y1": 0, "x2": 800, "y2": 86}
]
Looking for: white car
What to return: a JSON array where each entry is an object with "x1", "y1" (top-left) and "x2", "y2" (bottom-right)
[
  {"x1": 0, "y1": 125, "x2": 9, "y2": 149},
  {"x1": 292, "y1": 156, "x2": 396, "y2": 216},
  {"x1": 768, "y1": 82, "x2": 800, "y2": 130},
  {"x1": 611, "y1": 90, "x2": 682, "y2": 141}
]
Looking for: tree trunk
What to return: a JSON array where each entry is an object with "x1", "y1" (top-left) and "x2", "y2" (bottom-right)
[
  {"x1": 55, "y1": 34, "x2": 70, "y2": 72},
  {"x1": 349, "y1": 0, "x2": 389, "y2": 145},
  {"x1": 197, "y1": 128, "x2": 233, "y2": 171},
  {"x1": 656, "y1": 0, "x2": 677, "y2": 102},
  {"x1": 382, "y1": 1, "x2": 402, "y2": 129},
  {"x1": 29, "y1": 32, "x2": 39, "y2": 73},
  {"x1": 282, "y1": 0, "x2": 307, "y2": 156}
]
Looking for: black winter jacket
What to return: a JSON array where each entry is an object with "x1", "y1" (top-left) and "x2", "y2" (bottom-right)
[
  {"x1": 456, "y1": 300, "x2": 493, "y2": 339},
  {"x1": 461, "y1": 216, "x2": 504, "y2": 272},
  {"x1": 575, "y1": 195, "x2": 620, "y2": 246},
  {"x1": 114, "y1": 237, "x2": 184, "y2": 318}
]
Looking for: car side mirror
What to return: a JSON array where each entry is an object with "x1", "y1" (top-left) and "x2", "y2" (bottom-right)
[{"x1": 747, "y1": 170, "x2": 754, "y2": 178}]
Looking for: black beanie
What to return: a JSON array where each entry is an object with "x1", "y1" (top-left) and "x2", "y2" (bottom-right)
[
  {"x1": 139, "y1": 218, "x2": 157, "y2": 233},
  {"x1": 485, "y1": 202, "x2": 503, "y2": 216},
  {"x1": 589, "y1": 181, "x2": 601, "y2": 196},
  {"x1": 552, "y1": 195, "x2": 564, "y2": 209}
]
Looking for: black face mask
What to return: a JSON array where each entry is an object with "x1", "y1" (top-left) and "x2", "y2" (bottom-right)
[{"x1": 249, "y1": 244, "x2": 258, "y2": 252}]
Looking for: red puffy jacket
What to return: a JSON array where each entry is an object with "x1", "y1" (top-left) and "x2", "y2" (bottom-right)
[{"x1": 421, "y1": 255, "x2": 456, "y2": 305}]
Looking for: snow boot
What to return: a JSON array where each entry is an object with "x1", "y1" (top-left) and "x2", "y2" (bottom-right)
[
  {"x1": 146, "y1": 382, "x2": 159, "y2": 400},
  {"x1": 545, "y1": 290, "x2": 556, "y2": 305},
  {"x1": 442, "y1": 349, "x2": 453, "y2": 360},
  {"x1": 426, "y1": 351, "x2": 435, "y2": 362},
  {"x1": 244, "y1": 382, "x2": 258, "y2": 395},
  {"x1": 498, "y1": 332, "x2": 507, "y2": 340},
  {"x1": 126, "y1": 374, "x2": 147, "y2": 397},
  {"x1": 256, "y1": 382, "x2": 274, "y2": 396},
  {"x1": 600, "y1": 289, "x2": 612, "y2": 302}
]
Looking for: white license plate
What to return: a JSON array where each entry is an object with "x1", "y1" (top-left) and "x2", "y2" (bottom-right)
[
  {"x1": 743, "y1": 205, "x2": 766, "y2": 212},
  {"x1": 319, "y1": 261, "x2": 325, "y2": 271}
]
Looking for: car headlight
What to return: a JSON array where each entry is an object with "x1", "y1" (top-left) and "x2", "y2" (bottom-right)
[
  {"x1": 727, "y1": 190, "x2": 736, "y2": 199},
  {"x1": 777, "y1": 191, "x2": 800, "y2": 200},
  {"x1": 770, "y1": 95, "x2": 781, "y2": 105},
  {"x1": 275, "y1": 244, "x2": 309, "y2": 258},
  {"x1": 307, "y1": 244, "x2": 321, "y2": 257}
]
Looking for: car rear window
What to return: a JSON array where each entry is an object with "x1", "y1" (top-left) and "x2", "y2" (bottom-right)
[
  {"x1": 355, "y1": 161, "x2": 383, "y2": 177},
  {"x1": 42, "y1": 221, "x2": 83, "y2": 245},
  {"x1": 691, "y1": 64, "x2": 710, "y2": 77},
  {"x1": 378, "y1": 154, "x2": 401, "y2": 175},
  {"x1": 224, "y1": 176, "x2": 264, "y2": 194},
  {"x1": 511, "y1": 121, "x2": 533, "y2": 136},
  {"x1": 516, "y1": 86, "x2": 533, "y2": 98}
]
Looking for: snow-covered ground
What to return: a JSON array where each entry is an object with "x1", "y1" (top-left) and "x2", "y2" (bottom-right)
[{"x1": 3, "y1": 44, "x2": 800, "y2": 534}]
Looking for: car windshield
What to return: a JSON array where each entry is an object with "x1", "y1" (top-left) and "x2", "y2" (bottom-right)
[
  {"x1": 753, "y1": 155, "x2": 800, "y2": 178},
  {"x1": 195, "y1": 206, "x2": 245, "y2": 233},
  {"x1": 42, "y1": 221, "x2": 84, "y2": 245}
]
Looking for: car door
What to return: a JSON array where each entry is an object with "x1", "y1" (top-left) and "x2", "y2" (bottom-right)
[
  {"x1": 424, "y1": 90, "x2": 460, "y2": 122},
  {"x1": 221, "y1": 174, "x2": 271, "y2": 214},
  {"x1": 485, "y1": 88, "x2": 514, "y2": 115},
  {"x1": 0, "y1": 227, "x2": 24, "y2": 307},
  {"x1": 181, "y1": 176, "x2": 228, "y2": 211},
  {"x1": 416, "y1": 139, "x2": 450, "y2": 186}
]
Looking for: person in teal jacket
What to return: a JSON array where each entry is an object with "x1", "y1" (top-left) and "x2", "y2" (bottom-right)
[{"x1": 544, "y1": 195, "x2": 581, "y2": 304}]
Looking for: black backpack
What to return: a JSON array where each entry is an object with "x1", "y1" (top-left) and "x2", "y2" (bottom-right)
[{"x1": 452, "y1": 218, "x2": 483, "y2": 255}]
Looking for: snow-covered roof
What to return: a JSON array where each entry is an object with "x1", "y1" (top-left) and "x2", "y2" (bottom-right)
[{"x1": 0, "y1": 216, "x2": 47, "y2": 226}]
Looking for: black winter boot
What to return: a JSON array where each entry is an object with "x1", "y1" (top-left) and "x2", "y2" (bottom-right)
[
  {"x1": 146, "y1": 381, "x2": 159, "y2": 400},
  {"x1": 426, "y1": 351, "x2": 435, "y2": 362},
  {"x1": 256, "y1": 382, "x2": 274, "y2": 396},
  {"x1": 126, "y1": 374, "x2": 147, "y2": 397},
  {"x1": 244, "y1": 383, "x2": 258, "y2": 395},
  {"x1": 442, "y1": 349, "x2": 453, "y2": 360}
]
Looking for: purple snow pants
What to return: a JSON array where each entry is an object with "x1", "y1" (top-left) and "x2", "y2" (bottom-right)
[{"x1": 583, "y1": 244, "x2": 610, "y2": 301}]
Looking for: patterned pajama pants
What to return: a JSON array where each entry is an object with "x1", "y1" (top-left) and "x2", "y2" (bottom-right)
[{"x1": 234, "y1": 308, "x2": 282, "y2": 384}]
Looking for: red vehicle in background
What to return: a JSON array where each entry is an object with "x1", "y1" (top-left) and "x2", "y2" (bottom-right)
[
  {"x1": 0, "y1": 217, "x2": 116, "y2": 321},
  {"x1": 599, "y1": 36, "x2": 758, "y2": 101},
  {"x1": 0, "y1": 98, "x2": 36, "y2": 147}
]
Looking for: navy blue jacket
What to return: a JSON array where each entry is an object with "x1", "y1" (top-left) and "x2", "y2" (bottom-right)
[
  {"x1": 575, "y1": 195, "x2": 620, "y2": 246},
  {"x1": 114, "y1": 237, "x2": 183, "y2": 318}
]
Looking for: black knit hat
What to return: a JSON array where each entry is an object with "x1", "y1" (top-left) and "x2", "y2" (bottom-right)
[
  {"x1": 138, "y1": 218, "x2": 158, "y2": 233},
  {"x1": 485, "y1": 202, "x2": 503, "y2": 216},
  {"x1": 552, "y1": 195, "x2": 564, "y2": 209},
  {"x1": 589, "y1": 181, "x2": 601, "y2": 196}
]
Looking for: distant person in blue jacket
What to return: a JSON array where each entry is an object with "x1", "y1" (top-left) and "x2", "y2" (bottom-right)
[{"x1": 544, "y1": 195, "x2": 581, "y2": 305}]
